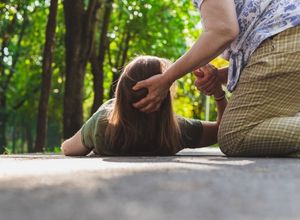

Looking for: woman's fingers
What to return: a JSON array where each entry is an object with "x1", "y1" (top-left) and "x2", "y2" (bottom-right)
[
  {"x1": 201, "y1": 75, "x2": 217, "y2": 89},
  {"x1": 201, "y1": 81, "x2": 217, "y2": 96},
  {"x1": 132, "y1": 74, "x2": 170, "y2": 112},
  {"x1": 133, "y1": 93, "x2": 161, "y2": 111},
  {"x1": 195, "y1": 81, "x2": 215, "y2": 95},
  {"x1": 194, "y1": 69, "x2": 218, "y2": 95},
  {"x1": 194, "y1": 78, "x2": 203, "y2": 88},
  {"x1": 194, "y1": 72, "x2": 213, "y2": 86},
  {"x1": 153, "y1": 102, "x2": 161, "y2": 112},
  {"x1": 139, "y1": 99, "x2": 161, "y2": 113},
  {"x1": 132, "y1": 80, "x2": 147, "y2": 91},
  {"x1": 193, "y1": 64, "x2": 220, "y2": 96},
  {"x1": 195, "y1": 73, "x2": 216, "y2": 89},
  {"x1": 194, "y1": 68, "x2": 204, "y2": 78},
  {"x1": 132, "y1": 80, "x2": 151, "y2": 109},
  {"x1": 199, "y1": 64, "x2": 217, "y2": 80},
  {"x1": 138, "y1": 89, "x2": 164, "y2": 113},
  {"x1": 133, "y1": 96, "x2": 150, "y2": 109}
]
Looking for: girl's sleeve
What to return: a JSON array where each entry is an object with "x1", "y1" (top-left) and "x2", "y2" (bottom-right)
[
  {"x1": 177, "y1": 116, "x2": 204, "y2": 149},
  {"x1": 81, "y1": 111, "x2": 101, "y2": 150},
  {"x1": 80, "y1": 99, "x2": 114, "y2": 151}
]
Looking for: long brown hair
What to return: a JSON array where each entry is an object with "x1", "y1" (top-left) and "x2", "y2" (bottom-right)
[{"x1": 105, "y1": 56, "x2": 181, "y2": 156}]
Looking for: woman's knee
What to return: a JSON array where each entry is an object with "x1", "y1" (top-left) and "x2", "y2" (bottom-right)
[{"x1": 218, "y1": 122, "x2": 248, "y2": 157}]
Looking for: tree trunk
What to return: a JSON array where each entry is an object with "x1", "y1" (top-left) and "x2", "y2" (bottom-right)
[
  {"x1": 34, "y1": 0, "x2": 58, "y2": 152},
  {"x1": 0, "y1": 93, "x2": 6, "y2": 154},
  {"x1": 90, "y1": 0, "x2": 113, "y2": 114},
  {"x1": 26, "y1": 124, "x2": 33, "y2": 153},
  {"x1": 12, "y1": 126, "x2": 17, "y2": 153},
  {"x1": 0, "y1": 37, "x2": 8, "y2": 154},
  {"x1": 90, "y1": 49, "x2": 104, "y2": 114},
  {"x1": 63, "y1": 0, "x2": 100, "y2": 139},
  {"x1": 0, "y1": 6, "x2": 28, "y2": 154},
  {"x1": 0, "y1": 20, "x2": 13, "y2": 154}
]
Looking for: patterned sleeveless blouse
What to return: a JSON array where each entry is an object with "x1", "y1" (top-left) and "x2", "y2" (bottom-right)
[{"x1": 192, "y1": 0, "x2": 300, "y2": 91}]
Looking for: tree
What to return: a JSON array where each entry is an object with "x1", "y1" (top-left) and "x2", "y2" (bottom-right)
[
  {"x1": 0, "y1": 2, "x2": 30, "y2": 153},
  {"x1": 63, "y1": 0, "x2": 100, "y2": 139},
  {"x1": 90, "y1": 0, "x2": 113, "y2": 114},
  {"x1": 0, "y1": 0, "x2": 227, "y2": 153},
  {"x1": 34, "y1": 0, "x2": 58, "y2": 152}
]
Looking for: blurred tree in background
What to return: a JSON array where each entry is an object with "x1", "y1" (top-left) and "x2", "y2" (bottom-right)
[{"x1": 0, "y1": 0, "x2": 228, "y2": 154}]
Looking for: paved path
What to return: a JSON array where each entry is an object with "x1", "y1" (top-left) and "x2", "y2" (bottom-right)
[{"x1": 0, "y1": 148, "x2": 300, "y2": 220}]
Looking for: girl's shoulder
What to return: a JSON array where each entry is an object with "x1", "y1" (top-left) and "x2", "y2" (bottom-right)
[
  {"x1": 96, "y1": 99, "x2": 115, "y2": 113},
  {"x1": 92, "y1": 98, "x2": 115, "y2": 133},
  {"x1": 81, "y1": 99, "x2": 115, "y2": 153},
  {"x1": 91, "y1": 98, "x2": 115, "y2": 123}
]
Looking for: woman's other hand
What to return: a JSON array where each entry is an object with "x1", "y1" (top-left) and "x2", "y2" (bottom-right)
[
  {"x1": 194, "y1": 64, "x2": 222, "y2": 96},
  {"x1": 132, "y1": 74, "x2": 172, "y2": 113}
]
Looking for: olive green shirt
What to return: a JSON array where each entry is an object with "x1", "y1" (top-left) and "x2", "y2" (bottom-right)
[{"x1": 81, "y1": 99, "x2": 203, "y2": 155}]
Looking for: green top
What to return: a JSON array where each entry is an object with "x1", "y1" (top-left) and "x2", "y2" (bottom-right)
[{"x1": 81, "y1": 99, "x2": 203, "y2": 156}]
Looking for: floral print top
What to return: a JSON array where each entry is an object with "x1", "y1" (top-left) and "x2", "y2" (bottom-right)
[{"x1": 193, "y1": 0, "x2": 300, "y2": 91}]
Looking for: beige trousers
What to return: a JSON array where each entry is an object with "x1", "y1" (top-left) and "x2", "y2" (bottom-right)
[{"x1": 219, "y1": 25, "x2": 300, "y2": 157}]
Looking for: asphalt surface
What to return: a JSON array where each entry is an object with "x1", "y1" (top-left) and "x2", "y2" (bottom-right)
[{"x1": 0, "y1": 148, "x2": 300, "y2": 220}]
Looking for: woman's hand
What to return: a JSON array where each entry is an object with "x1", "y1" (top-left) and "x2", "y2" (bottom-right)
[
  {"x1": 195, "y1": 64, "x2": 227, "y2": 126},
  {"x1": 194, "y1": 64, "x2": 223, "y2": 97},
  {"x1": 132, "y1": 74, "x2": 172, "y2": 113}
]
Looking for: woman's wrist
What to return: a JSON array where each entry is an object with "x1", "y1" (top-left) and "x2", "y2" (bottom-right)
[
  {"x1": 214, "y1": 92, "x2": 226, "y2": 101},
  {"x1": 162, "y1": 69, "x2": 177, "y2": 87},
  {"x1": 213, "y1": 87, "x2": 226, "y2": 101}
]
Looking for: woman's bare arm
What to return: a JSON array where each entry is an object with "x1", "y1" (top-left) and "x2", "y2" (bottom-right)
[
  {"x1": 163, "y1": 0, "x2": 238, "y2": 82},
  {"x1": 133, "y1": 0, "x2": 238, "y2": 112}
]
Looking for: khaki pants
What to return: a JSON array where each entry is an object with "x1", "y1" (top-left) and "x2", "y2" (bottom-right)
[{"x1": 219, "y1": 25, "x2": 300, "y2": 157}]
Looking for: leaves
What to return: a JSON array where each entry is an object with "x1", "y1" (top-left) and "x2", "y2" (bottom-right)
[{"x1": 1, "y1": 0, "x2": 228, "y2": 152}]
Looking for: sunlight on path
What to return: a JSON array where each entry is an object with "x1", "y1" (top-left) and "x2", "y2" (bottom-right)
[{"x1": 0, "y1": 148, "x2": 254, "y2": 180}]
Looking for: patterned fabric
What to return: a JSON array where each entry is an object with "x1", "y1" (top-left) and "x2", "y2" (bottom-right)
[
  {"x1": 218, "y1": 26, "x2": 300, "y2": 157},
  {"x1": 193, "y1": 0, "x2": 300, "y2": 92}
]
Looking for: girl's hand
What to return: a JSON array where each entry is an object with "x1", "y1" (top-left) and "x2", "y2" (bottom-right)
[
  {"x1": 194, "y1": 64, "x2": 222, "y2": 96},
  {"x1": 132, "y1": 74, "x2": 172, "y2": 113}
]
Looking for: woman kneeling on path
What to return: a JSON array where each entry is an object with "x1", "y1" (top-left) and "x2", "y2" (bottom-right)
[
  {"x1": 132, "y1": 0, "x2": 300, "y2": 156},
  {"x1": 61, "y1": 56, "x2": 227, "y2": 156}
]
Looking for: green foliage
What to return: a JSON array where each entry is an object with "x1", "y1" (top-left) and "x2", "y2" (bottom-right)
[{"x1": 1, "y1": 0, "x2": 228, "y2": 153}]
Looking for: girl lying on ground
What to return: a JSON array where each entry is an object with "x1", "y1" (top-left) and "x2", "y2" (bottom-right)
[{"x1": 61, "y1": 56, "x2": 227, "y2": 156}]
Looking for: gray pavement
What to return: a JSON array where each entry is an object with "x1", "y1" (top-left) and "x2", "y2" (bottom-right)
[{"x1": 0, "y1": 148, "x2": 300, "y2": 220}]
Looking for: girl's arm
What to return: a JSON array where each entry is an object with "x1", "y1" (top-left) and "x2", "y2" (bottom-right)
[
  {"x1": 193, "y1": 64, "x2": 227, "y2": 147},
  {"x1": 195, "y1": 87, "x2": 227, "y2": 148},
  {"x1": 133, "y1": 0, "x2": 238, "y2": 113},
  {"x1": 61, "y1": 129, "x2": 92, "y2": 156}
]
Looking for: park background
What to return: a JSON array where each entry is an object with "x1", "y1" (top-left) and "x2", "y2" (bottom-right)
[{"x1": 0, "y1": 0, "x2": 228, "y2": 154}]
